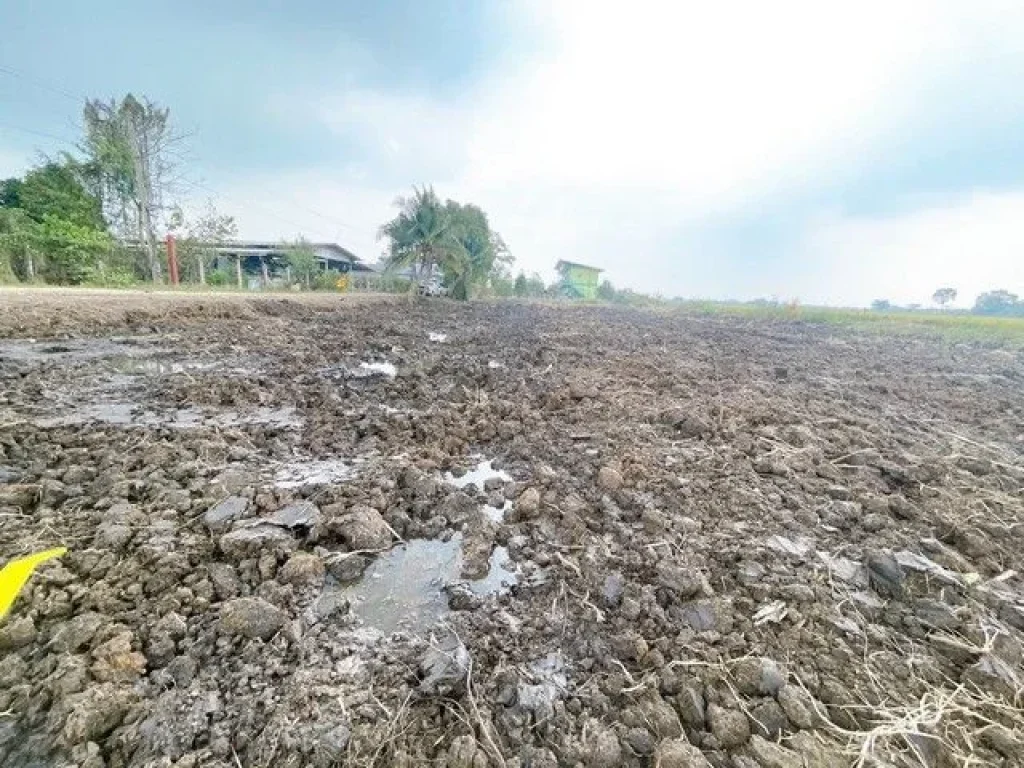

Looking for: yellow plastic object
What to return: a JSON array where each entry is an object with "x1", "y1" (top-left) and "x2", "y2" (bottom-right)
[{"x1": 0, "y1": 547, "x2": 67, "y2": 621}]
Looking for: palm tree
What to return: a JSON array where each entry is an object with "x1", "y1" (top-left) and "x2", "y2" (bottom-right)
[{"x1": 377, "y1": 186, "x2": 463, "y2": 292}]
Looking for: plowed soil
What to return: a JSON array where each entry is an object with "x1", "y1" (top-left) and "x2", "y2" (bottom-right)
[{"x1": 1, "y1": 292, "x2": 1023, "y2": 768}]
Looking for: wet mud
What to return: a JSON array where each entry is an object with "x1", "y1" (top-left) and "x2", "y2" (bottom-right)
[{"x1": 1, "y1": 297, "x2": 1023, "y2": 767}]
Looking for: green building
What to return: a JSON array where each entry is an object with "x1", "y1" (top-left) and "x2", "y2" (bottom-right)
[{"x1": 555, "y1": 260, "x2": 603, "y2": 300}]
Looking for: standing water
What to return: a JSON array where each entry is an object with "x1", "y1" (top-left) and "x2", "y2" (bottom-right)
[{"x1": 343, "y1": 534, "x2": 517, "y2": 635}]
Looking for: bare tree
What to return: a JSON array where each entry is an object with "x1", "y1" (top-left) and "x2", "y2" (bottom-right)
[
  {"x1": 167, "y1": 200, "x2": 237, "y2": 285},
  {"x1": 81, "y1": 95, "x2": 183, "y2": 283}
]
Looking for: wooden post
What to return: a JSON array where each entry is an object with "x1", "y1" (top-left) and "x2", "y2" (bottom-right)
[
  {"x1": 235, "y1": 254, "x2": 243, "y2": 289},
  {"x1": 166, "y1": 235, "x2": 179, "y2": 286},
  {"x1": 197, "y1": 251, "x2": 206, "y2": 285},
  {"x1": 260, "y1": 256, "x2": 269, "y2": 288}
]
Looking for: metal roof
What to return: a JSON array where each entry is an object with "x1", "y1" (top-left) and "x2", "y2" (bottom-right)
[
  {"x1": 208, "y1": 241, "x2": 361, "y2": 263},
  {"x1": 555, "y1": 260, "x2": 603, "y2": 272}
]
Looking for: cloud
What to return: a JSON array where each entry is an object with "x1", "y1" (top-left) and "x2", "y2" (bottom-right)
[
  {"x1": 267, "y1": 0, "x2": 1024, "y2": 294},
  {"x1": 306, "y1": 89, "x2": 474, "y2": 184},
  {"x1": 468, "y1": 2, "x2": 925, "y2": 200},
  {"x1": 793, "y1": 191, "x2": 1024, "y2": 307}
]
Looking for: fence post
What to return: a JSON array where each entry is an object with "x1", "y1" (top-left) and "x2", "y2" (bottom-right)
[{"x1": 166, "y1": 235, "x2": 180, "y2": 286}]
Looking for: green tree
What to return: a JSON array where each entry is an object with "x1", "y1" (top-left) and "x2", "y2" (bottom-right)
[
  {"x1": 19, "y1": 162, "x2": 105, "y2": 230},
  {"x1": 0, "y1": 208, "x2": 31, "y2": 281},
  {"x1": 491, "y1": 272, "x2": 515, "y2": 297},
  {"x1": 444, "y1": 201, "x2": 511, "y2": 299},
  {"x1": 525, "y1": 273, "x2": 547, "y2": 297},
  {"x1": 378, "y1": 186, "x2": 511, "y2": 300},
  {"x1": 0, "y1": 178, "x2": 22, "y2": 209},
  {"x1": 973, "y1": 290, "x2": 1022, "y2": 316},
  {"x1": 378, "y1": 186, "x2": 462, "y2": 295},
  {"x1": 932, "y1": 287, "x2": 957, "y2": 308},
  {"x1": 0, "y1": 160, "x2": 111, "y2": 284},
  {"x1": 285, "y1": 237, "x2": 318, "y2": 288},
  {"x1": 513, "y1": 272, "x2": 528, "y2": 297},
  {"x1": 871, "y1": 299, "x2": 892, "y2": 311},
  {"x1": 598, "y1": 279, "x2": 617, "y2": 302},
  {"x1": 28, "y1": 214, "x2": 112, "y2": 284}
]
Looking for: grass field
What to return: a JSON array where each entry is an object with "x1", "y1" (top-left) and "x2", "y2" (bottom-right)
[{"x1": 676, "y1": 300, "x2": 1024, "y2": 346}]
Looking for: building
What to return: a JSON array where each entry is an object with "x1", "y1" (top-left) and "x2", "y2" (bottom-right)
[
  {"x1": 205, "y1": 241, "x2": 369, "y2": 288},
  {"x1": 555, "y1": 260, "x2": 603, "y2": 299}
]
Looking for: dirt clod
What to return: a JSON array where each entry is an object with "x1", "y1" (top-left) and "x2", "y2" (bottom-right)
[
  {"x1": 747, "y1": 734, "x2": 803, "y2": 768},
  {"x1": 332, "y1": 504, "x2": 392, "y2": 550},
  {"x1": 596, "y1": 466, "x2": 623, "y2": 491},
  {"x1": 708, "y1": 704, "x2": 751, "y2": 748},
  {"x1": 865, "y1": 549, "x2": 906, "y2": 598},
  {"x1": 516, "y1": 486, "x2": 541, "y2": 518},
  {"x1": 654, "y1": 737, "x2": 713, "y2": 768},
  {"x1": 0, "y1": 616, "x2": 36, "y2": 650},
  {"x1": 203, "y1": 495, "x2": 250, "y2": 532},
  {"x1": 279, "y1": 551, "x2": 326, "y2": 586},
  {"x1": 582, "y1": 718, "x2": 622, "y2": 767},
  {"x1": 218, "y1": 597, "x2": 287, "y2": 639}
]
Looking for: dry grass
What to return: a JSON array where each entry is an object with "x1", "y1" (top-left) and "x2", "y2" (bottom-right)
[{"x1": 661, "y1": 634, "x2": 1023, "y2": 768}]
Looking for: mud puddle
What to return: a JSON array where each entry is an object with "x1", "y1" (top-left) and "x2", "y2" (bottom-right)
[
  {"x1": 483, "y1": 502, "x2": 512, "y2": 523},
  {"x1": 107, "y1": 356, "x2": 217, "y2": 375},
  {"x1": 445, "y1": 458, "x2": 511, "y2": 491},
  {"x1": 356, "y1": 361, "x2": 397, "y2": 378},
  {"x1": 0, "y1": 337, "x2": 159, "y2": 363},
  {"x1": 273, "y1": 458, "x2": 359, "y2": 488},
  {"x1": 343, "y1": 536, "x2": 517, "y2": 635}
]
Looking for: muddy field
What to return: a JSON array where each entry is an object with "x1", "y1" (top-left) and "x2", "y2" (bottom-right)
[{"x1": 1, "y1": 294, "x2": 1023, "y2": 767}]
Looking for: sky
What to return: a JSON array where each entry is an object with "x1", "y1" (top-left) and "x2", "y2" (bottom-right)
[{"x1": 3, "y1": 0, "x2": 1024, "y2": 307}]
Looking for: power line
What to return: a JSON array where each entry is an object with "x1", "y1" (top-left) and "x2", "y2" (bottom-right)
[
  {"x1": 185, "y1": 154, "x2": 354, "y2": 235},
  {"x1": 0, "y1": 64, "x2": 83, "y2": 103},
  {"x1": 176, "y1": 176, "x2": 329, "y2": 239},
  {"x1": 0, "y1": 122, "x2": 77, "y2": 146}
]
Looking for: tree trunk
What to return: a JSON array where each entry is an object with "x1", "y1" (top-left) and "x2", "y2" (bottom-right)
[
  {"x1": 235, "y1": 254, "x2": 243, "y2": 289},
  {"x1": 260, "y1": 256, "x2": 269, "y2": 288},
  {"x1": 25, "y1": 251, "x2": 34, "y2": 281},
  {"x1": 133, "y1": 163, "x2": 161, "y2": 283},
  {"x1": 143, "y1": 227, "x2": 160, "y2": 283},
  {"x1": 197, "y1": 253, "x2": 206, "y2": 285}
]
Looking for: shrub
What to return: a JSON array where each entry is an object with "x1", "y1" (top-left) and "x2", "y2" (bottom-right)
[
  {"x1": 313, "y1": 269, "x2": 344, "y2": 291},
  {"x1": 84, "y1": 265, "x2": 136, "y2": 288},
  {"x1": 207, "y1": 268, "x2": 234, "y2": 287}
]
